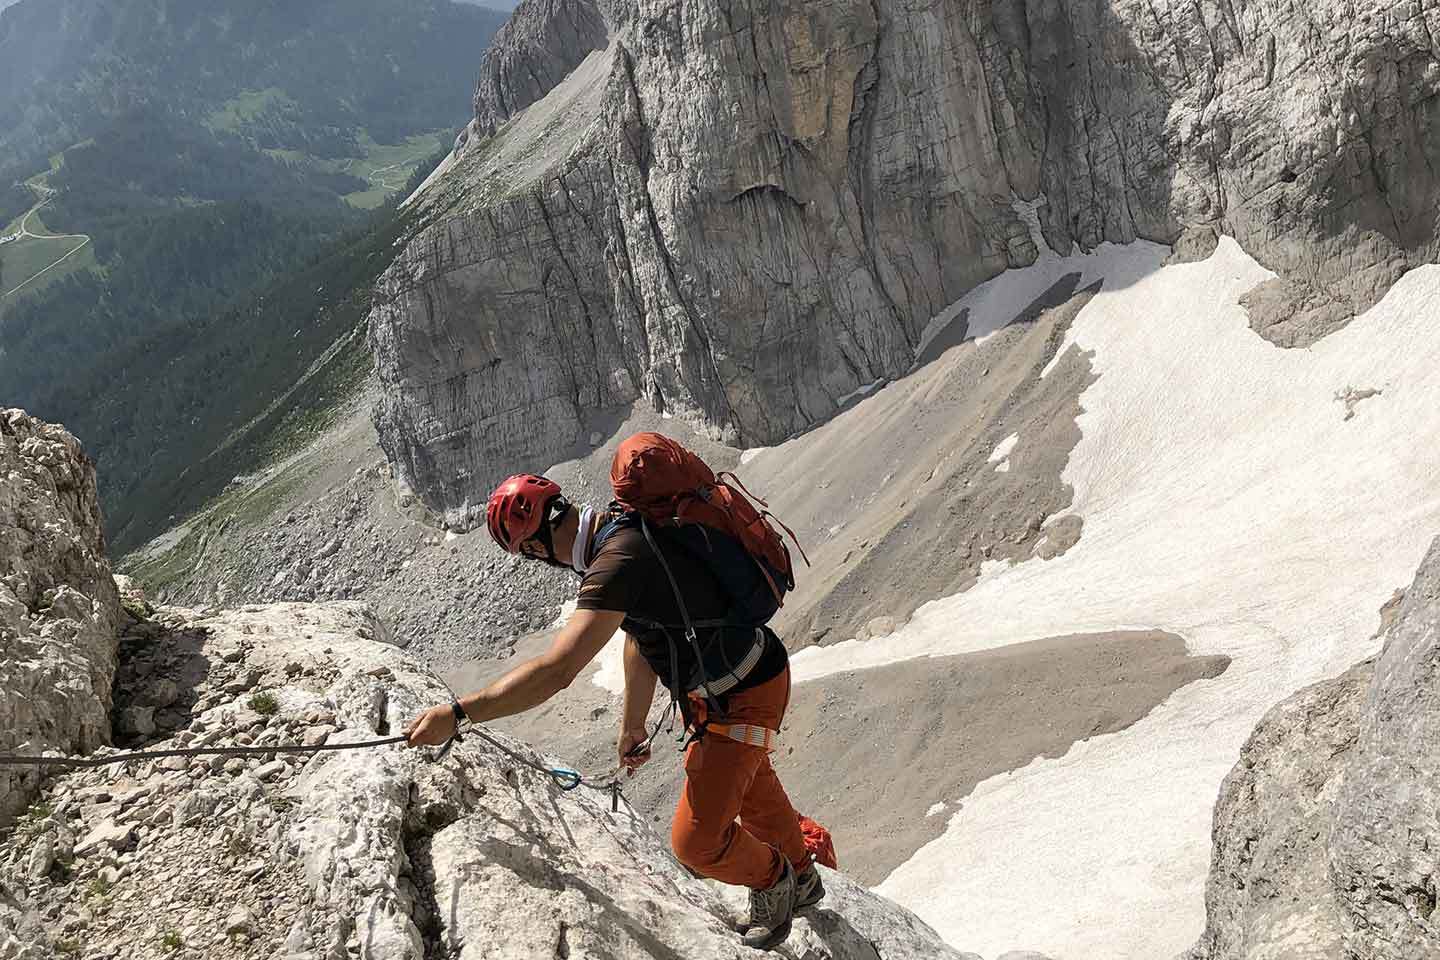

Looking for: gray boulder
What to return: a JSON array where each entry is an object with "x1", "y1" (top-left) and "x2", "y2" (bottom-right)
[
  {"x1": 0, "y1": 600, "x2": 980, "y2": 959},
  {"x1": 1182, "y1": 661, "x2": 1369, "y2": 958},
  {"x1": 0, "y1": 409, "x2": 121, "y2": 826}
]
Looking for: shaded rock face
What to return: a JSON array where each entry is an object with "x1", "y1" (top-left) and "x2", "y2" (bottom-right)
[
  {"x1": 0, "y1": 601, "x2": 977, "y2": 960},
  {"x1": 1186, "y1": 536, "x2": 1440, "y2": 959},
  {"x1": 0, "y1": 409, "x2": 121, "y2": 826},
  {"x1": 371, "y1": 0, "x2": 1440, "y2": 526}
]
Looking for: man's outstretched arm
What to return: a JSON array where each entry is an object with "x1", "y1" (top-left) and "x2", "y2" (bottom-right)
[{"x1": 406, "y1": 607, "x2": 625, "y2": 746}]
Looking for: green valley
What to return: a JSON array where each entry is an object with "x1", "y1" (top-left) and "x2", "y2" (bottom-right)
[{"x1": 0, "y1": 0, "x2": 505, "y2": 549}]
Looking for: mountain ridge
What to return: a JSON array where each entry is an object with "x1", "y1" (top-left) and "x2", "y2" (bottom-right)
[{"x1": 373, "y1": 0, "x2": 1440, "y2": 531}]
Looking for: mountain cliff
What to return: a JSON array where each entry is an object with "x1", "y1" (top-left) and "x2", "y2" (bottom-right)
[{"x1": 370, "y1": 0, "x2": 1440, "y2": 528}]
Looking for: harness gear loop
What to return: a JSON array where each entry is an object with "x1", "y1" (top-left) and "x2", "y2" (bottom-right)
[
  {"x1": 681, "y1": 686, "x2": 780, "y2": 752},
  {"x1": 704, "y1": 722, "x2": 778, "y2": 751}
]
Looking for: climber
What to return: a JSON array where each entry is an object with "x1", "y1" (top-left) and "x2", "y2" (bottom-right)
[{"x1": 405, "y1": 465, "x2": 824, "y2": 950}]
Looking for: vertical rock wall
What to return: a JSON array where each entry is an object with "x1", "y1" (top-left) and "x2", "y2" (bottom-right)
[
  {"x1": 371, "y1": 0, "x2": 1440, "y2": 526},
  {"x1": 1329, "y1": 539, "x2": 1440, "y2": 958}
]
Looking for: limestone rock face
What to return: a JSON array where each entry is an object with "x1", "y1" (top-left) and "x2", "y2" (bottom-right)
[
  {"x1": 1330, "y1": 539, "x2": 1440, "y2": 958},
  {"x1": 1186, "y1": 536, "x2": 1440, "y2": 959},
  {"x1": 0, "y1": 409, "x2": 121, "y2": 826},
  {"x1": 0, "y1": 600, "x2": 979, "y2": 960},
  {"x1": 1182, "y1": 661, "x2": 1369, "y2": 959},
  {"x1": 371, "y1": 0, "x2": 1440, "y2": 526}
]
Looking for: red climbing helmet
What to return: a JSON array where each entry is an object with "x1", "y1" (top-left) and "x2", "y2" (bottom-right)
[{"x1": 486, "y1": 474, "x2": 564, "y2": 554}]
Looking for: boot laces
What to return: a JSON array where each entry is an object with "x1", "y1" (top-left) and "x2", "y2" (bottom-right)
[{"x1": 749, "y1": 883, "x2": 782, "y2": 925}]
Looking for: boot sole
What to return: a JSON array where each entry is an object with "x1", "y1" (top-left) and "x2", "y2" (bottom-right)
[{"x1": 743, "y1": 917, "x2": 793, "y2": 951}]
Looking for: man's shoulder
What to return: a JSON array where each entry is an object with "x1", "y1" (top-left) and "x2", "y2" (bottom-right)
[
  {"x1": 577, "y1": 524, "x2": 651, "y2": 610},
  {"x1": 585, "y1": 524, "x2": 651, "y2": 580}
]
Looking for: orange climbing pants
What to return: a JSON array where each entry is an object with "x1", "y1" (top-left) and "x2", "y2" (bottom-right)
[{"x1": 670, "y1": 667, "x2": 809, "y2": 890}]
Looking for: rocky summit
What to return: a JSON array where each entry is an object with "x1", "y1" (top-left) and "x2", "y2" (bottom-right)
[
  {"x1": 370, "y1": 0, "x2": 1440, "y2": 529},
  {"x1": 0, "y1": 600, "x2": 981, "y2": 960},
  {"x1": 0, "y1": 412, "x2": 988, "y2": 958}
]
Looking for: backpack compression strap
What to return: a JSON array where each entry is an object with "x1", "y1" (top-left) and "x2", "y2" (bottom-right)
[{"x1": 714, "y1": 470, "x2": 812, "y2": 569}]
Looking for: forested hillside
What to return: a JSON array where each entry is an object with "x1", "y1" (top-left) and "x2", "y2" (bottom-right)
[
  {"x1": 1, "y1": 170, "x2": 431, "y2": 553},
  {"x1": 0, "y1": 0, "x2": 500, "y2": 549},
  {"x1": 0, "y1": 0, "x2": 505, "y2": 172}
]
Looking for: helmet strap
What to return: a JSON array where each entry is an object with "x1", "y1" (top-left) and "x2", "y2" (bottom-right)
[{"x1": 525, "y1": 497, "x2": 571, "y2": 567}]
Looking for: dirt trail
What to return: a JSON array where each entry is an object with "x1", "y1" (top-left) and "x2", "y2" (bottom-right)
[{"x1": 1, "y1": 171, "x2": 91, "y2": 299}]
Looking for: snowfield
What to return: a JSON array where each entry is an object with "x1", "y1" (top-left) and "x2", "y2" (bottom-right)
[{"x1": 792, "y1": 237, "x2": 1440, "y2": 959}]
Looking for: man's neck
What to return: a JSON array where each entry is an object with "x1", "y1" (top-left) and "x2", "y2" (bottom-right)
[{"x1": 551, "y1": 505, "x2": 603, "y2": 567}]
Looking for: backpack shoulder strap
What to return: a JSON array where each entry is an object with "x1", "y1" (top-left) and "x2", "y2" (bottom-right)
[
  {"x1": 591, "y1": 511, "x2": 632, "y2": 553},
  {"x1": 638, "y1": 515, "x2": 723, "y2": 718}
]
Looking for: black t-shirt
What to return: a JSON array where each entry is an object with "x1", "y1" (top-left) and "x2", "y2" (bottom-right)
[{"x1": 575, "y1": 525, "x2": 786, "y2": 695}]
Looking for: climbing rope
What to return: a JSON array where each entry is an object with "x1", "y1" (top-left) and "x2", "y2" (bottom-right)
[{"x1": 0, "y1": 720, "x2": 640, "y2": 810}]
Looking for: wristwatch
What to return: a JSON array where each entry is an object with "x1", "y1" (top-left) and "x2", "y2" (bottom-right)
[{"x1": 449, "y1": 699, "x2": 467, "y2": 734}]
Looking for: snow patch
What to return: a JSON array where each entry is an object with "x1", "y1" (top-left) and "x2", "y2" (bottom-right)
[
  {"x1": 544, "y1": 598, "x2": 626, "y2": 695},
  {"x1": 836, "y1": 378, "x2": 887, "y2": 408},
  {"x1": 740, "y1": 447, "x2": 769, "y2": 466},
  {"x1": 794, "y1": 238, "x2": 1440, "y2": 959},
  {"x1": 914, "y1": 195, "x2": 1159, "y2": 366},
  {"x1": 988, "y1": 433, "x2": 1019, "y2": 463},
  {"x1": 590, "y1": 628, "x2": 628, "y2": 696},
  {"x1": 550, "y1": 600, "x2": 578, "y2": 630},
  {"x1": 925, "y1": 802, "x2": 947, "y2": 818}
]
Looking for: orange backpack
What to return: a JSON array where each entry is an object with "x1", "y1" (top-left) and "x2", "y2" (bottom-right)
[{"x1": 609, "y1": 433, "x2": 806, "y2": 622}]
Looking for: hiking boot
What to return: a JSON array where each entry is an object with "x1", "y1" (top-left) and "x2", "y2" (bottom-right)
[
  {"x1": 794, "y1": 862, "x2": 826, "y2": 911},
  {"x1": 741, "y1": 859, "x2": 796, "y2": 950}
]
